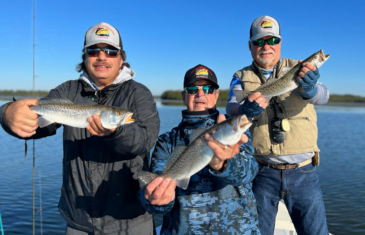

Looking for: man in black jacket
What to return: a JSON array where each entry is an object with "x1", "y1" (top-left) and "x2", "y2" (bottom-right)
[{"x1": 0, "y1": 22, "x2": 160, "y2": 235}]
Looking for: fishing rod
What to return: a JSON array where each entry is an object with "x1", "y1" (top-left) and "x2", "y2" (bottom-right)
[
  {"x1": 0, "y1": 207, "x2": 4, "y2": 235},
  {"x1": 38, "y1": 171, "x2": 43, "y2": 235},
  {"x1": 32, "y1": 0, "x2": 36, "y2": 234}
]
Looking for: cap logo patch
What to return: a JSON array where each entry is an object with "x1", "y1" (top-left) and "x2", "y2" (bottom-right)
[
  {"x1": 260, "y1": 20, "x2": 273, "y2": 29},
  {"x1": 195, "y1": 68, "x2": 209, "y2": 78},
  {"x1": 95, "y1": 27, "x2": 110, "y2": 37}
]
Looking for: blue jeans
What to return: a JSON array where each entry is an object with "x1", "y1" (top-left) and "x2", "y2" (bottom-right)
[{"x1": 253, "y1": 163, "x2": 328, "y2": 235}]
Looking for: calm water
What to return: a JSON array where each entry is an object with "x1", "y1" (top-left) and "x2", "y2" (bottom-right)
[{"x1": 0, "y1": 101, "x2": 364, "y2": 234}]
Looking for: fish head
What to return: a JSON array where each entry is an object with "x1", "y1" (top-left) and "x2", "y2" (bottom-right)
[
  {"x1": 213, "y1": 114, "x2": 252, "y2": 145},
  {"x1": 100, "y1": 108, "x2": 135, "y2": 129},
  {"x1": 311, "y1": 49, "x2": 330, "y2": 68}
]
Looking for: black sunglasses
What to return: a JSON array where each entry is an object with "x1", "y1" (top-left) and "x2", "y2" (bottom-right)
[
  {"x1": 185, "y1": 85, "x2": 216, "y2": 95},
  {"x1": 251, "y1": 37, "x2": 281, "y2": 47},
  {"x1": 85, "y1": 47, "x2": 120, "y2": 58}
]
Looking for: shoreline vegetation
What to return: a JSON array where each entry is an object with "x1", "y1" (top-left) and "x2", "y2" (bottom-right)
[{"x1": 1, "y1": 90, "x2": 365, "y2": 107}]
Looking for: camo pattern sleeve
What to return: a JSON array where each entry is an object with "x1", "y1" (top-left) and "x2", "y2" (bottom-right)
[
  {"x1": 209, "y1": 129, "x2": 259, "y2": 185},
  {"x1": 139, "y1": 130, "x2": 177, "y2": 214}
]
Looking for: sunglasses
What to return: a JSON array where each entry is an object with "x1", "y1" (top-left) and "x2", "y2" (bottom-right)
[
  {"x1": 85, "y1": 47, "x2": 120, "y2": 58},
  {"x1": 251, "y1": 37, "x2": 281, "y2": 47},
  {"x1": 185, "y1": 85, "x2": 216, "y2": 95}
]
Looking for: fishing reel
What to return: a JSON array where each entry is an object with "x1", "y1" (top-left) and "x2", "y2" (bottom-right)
[{"x1": 271, "y1": 117, "x2": 285, "y2": 143}]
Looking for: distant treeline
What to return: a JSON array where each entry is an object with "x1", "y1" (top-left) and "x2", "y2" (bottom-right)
[
  {"x1": 328, "y1": 94, "x2": 365, "y2": 103},
  {"x1": 0, "y1": 90, "x2": 48, "y2": 97},
  {"x1": 161, "y1": 90, "x2": 365, "y2": 103},
  {"x1": 161, "y1": 90, "x2": 230, "y2": 102},
  {"x1": 1, "y1": 90, "x2": 365, "y2": 103}
]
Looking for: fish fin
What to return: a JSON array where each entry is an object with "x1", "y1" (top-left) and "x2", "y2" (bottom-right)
[
  {"x1": 38, "y1": 98, "x2": 74, "y2": 105},
  {"x1": 281, "y1": 66, "x2": 293, "y2": 76},
  {"x1": 134, "y1": 170, "x2": 159, "y2": 189},
  {"x1": 255, "y1": 77, "x2": 279, "y2": 89},
  {"x1": 164, "y1": 145, "x2": 187, "y2": 172},
  {"x1": 76, "y1": 98, "x2": 98, "y2": 105},
  {"x1": 188, "y1": 128, "x2": 206, "y2": 142},
  {"x1": 233, "y1": 90, "x2": 251, "y2": 103},
  {"x1": 177, "y1": 177, "x2": 190, "y2": 190},
  {"x1": 38, "y1": 116, "x2": 55, "y2": 128}
]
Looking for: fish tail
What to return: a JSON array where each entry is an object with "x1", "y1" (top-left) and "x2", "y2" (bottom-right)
[
  {"x1": 134, "y1": 171, "x2": 159, "y2": 189},
  {"x1": 233, "y1": 90, "x2": 251, "y2": 103}
]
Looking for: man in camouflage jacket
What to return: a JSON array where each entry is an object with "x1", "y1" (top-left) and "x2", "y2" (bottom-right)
[{"x1": 139, "y1": 64, "x2": 260, "y2": 234}]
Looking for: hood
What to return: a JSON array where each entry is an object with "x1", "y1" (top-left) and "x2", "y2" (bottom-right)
[{"x1": 79, "y1": 66, "x2": 135, "y2": 90}]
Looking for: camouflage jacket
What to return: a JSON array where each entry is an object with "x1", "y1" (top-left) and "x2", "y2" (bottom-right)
[{"x1": 140, "y1": 109, "x2": 260, "y2": 234}]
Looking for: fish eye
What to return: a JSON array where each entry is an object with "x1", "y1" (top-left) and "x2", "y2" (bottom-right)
[
  {"x1": 229, "y1": 120, "x2": 234, "y2": 126},
  {"x1": 116, "y1": 111, "x2": 123, "y2": 115}
]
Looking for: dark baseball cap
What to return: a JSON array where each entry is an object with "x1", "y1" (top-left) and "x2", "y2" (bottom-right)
[{"x1": 183, "y1": 64, "x2": 219, "y2": 88}]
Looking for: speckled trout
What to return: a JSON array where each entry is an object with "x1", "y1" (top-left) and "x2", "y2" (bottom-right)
[
  {"x1": 30, "y1": 98, "x2": 134, "y2": 129},
  {"x1": 135, "y1": 115, "x2": 252, "y2": 190},
  {"x1": 234, "y1": 49, "x2": 330, "y2": 102}
]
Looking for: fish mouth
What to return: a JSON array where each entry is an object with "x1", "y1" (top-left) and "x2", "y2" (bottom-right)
[
  {"x1": 239, "y1": 115, "x2": 252, "y2": 128},
  {"x1": 319, "y1": 49, "x2": 330, "y2": 61},
  {"x1": 120, "y1": 113, "x2": 135, "y2": 124}
]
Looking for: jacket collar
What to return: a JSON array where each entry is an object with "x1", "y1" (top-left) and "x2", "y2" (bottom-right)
[
  {"x1": 179, "y1": 108, "x2": 219, "y2": 129},
  {"x1": 79, "y1": 66, "x2": 135, "y2": 91}
]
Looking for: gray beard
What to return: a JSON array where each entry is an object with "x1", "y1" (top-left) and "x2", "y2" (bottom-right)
[{"x1": 257, "y1": 56, "x2": 274, "y2": 65}]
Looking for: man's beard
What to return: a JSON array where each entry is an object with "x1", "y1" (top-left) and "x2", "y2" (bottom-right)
[{"x1": 257, "y1": 49, "x2": 274, "y2": 65}]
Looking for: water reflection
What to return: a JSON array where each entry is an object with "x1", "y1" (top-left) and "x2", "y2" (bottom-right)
[{"x1": 0, "y1": 100, "x2": 364, "y2": 234}]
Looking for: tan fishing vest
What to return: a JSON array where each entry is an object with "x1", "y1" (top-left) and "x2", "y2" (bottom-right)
[{"x1": 235, "y1": 58, "x2": 320, "y2": 156}]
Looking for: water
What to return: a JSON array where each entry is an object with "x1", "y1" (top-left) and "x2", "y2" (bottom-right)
[{"x1": 0, "y1": 100, "x2": 364, "y2": 234}]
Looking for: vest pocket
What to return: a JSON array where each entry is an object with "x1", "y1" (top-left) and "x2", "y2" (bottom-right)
[{"x1": 285, "y1": 116, "x2": 317, "y2": 151}]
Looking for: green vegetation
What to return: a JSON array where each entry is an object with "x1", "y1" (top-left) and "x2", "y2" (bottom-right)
[
  {"x1": 1, "y1": 89, "x2": 365, "y2": 104},
  {"x1": 328, "y1": 94, "x2": 365, "y2": 103},
  {"x1": 0, "y1": 90, "x2": 48, "y2": 97},
  {"x1": 160, "y1": 90, "x2": 365, "y2": 104}
]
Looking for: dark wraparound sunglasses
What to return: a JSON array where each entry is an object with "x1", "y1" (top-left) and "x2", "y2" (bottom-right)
[
  {"x1": 85, "y1": 47, "x2": 120, "y2": 58},
  {"x1": 185, "y1": 86, "x2": 216, "y2": 95},
  {"x1": 251, "y1": 37, "x2": 281, "y2": 47}
]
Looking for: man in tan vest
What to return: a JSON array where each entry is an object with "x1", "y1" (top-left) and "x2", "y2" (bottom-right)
[{"x1": 226, "y1": 15, "x2": 329, "y2": 235}]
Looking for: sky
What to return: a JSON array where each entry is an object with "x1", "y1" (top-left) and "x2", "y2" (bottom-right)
[{"x1": 1, "y1": 0, "x2": 364, "y2": 96}]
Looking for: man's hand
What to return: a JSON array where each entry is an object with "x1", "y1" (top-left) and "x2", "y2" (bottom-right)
[
  {"x1": 239, "y1": 92, "x2": 268, "y2": 117},
  {"x1": 206, "y1": 114, "x2": 249, "y2": 171},
  {"x1": 297, "y1": 62, "x2": 320, "y2": 99},
  {"x1": 4, "y1": 99, "x2": 39, "y2": 137},
  {"x1": 86, "y1": 114, "x2": 116, "y2": 136},
  {"x1": 144, "y1": 177, "x2": 177, "y2": 205}
]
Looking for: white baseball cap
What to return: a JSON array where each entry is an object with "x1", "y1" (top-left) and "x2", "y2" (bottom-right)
[
  {"x1": 84, "y1": 22, "x2": 122, "y2": 49},
  {"x1": 250, "y1": 16, "x2": 281, "y2": 41}
]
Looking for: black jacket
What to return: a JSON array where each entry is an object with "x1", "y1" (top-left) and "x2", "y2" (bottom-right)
[{"x1": 0, "y1": 71, "x2": 160, "y2": 234}]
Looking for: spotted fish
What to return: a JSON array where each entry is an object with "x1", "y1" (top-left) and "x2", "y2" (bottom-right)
[
  {"x1": 234, "y1": 49, "x2": 330, "y2": 102},
  {"x1": 135, "y1": 115, "x2": 252, "y2": 190},
  {"x1": 30, "y1": 98, "x2": 134, "y2": 129}
]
